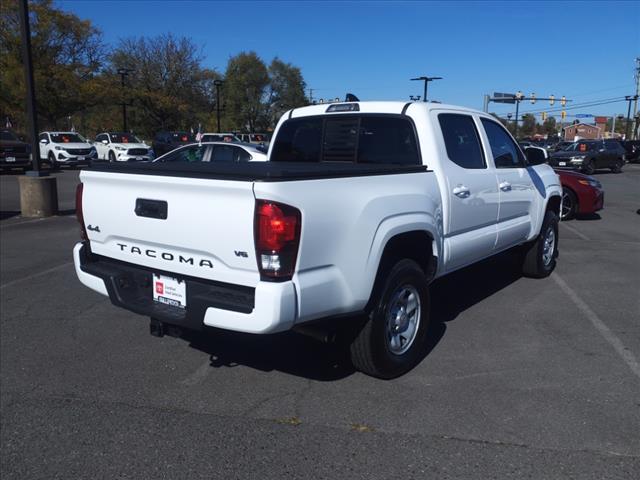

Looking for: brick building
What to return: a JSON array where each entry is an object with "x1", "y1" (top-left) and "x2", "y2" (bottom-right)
[{"x1": 563, "y1": 123, "x2": 601, "y2": 141}]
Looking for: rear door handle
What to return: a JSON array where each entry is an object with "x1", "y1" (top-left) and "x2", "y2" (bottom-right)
[
  {"x1": 452, "y1": 185, "x2": 470, "y2": 198},
  {"x1": 499, "y1": 181, "x2": 512, "y2": 192}
]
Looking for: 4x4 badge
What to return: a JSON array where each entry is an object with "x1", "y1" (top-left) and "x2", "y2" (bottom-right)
[{"x1": 87, "y1": 225, "x2": 101, "y2": 232}]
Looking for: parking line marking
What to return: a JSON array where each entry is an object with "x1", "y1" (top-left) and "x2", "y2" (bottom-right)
[
  {"x1": 181, "y1": 360, "x2": 212, "y2": 386},
  {"x1": 0, "y1": 261, "x2": 73, "y2": 290},
  {"x1": 552, "y1": 272, "x2": 640, "y2": 379},
  {"x1": 560, "y1": 222, "x2": 590, "y2": 241}
]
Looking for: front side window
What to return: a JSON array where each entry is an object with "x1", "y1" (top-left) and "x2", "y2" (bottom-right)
[
  {"x1": 438, "y1": 113, "x2": 485, "y2": 169},
  {"x1": 158, "y1": 145, "x2": 210, "y2": 163},
  {"x1": 480, "y1": 119, "x2": 526, "y2": 168},
  {"x1": 270, "y1": 115, "x2": 420, "y2": 165},
  {"x1": 211, "y1": 145, "x2": 251, "y2": 162}
]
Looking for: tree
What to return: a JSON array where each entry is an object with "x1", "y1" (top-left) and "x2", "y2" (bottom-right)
[
  {"x1": 541, "y1": 117, "x2": 557, "y2": 137},
  {"x1": 0, "y1": 0, "x2": 107, "y2": 132},
  {"x1": 266, "y1": 58, "x2": 307, "y2": 127},
  {"x1": 519, "y1": 114, "x2": 537, "y2": 138},
  {"x1": 223, "y1": 52, "x2": 269, "y2": 132},
  {"x1": 109, "y1": 34, "x2": 219, "y2": 137}
]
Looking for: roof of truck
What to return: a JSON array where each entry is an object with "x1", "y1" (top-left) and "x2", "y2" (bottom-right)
[{"x1": 289, "y1": 101, "x2": 484, "y2": 118}]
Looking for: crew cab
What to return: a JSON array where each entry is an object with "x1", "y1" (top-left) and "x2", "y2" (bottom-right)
[
  {"x1": 94, "y1": 132, "x2": 153, "y2": 162},
  {"x1": 39, "y1": 131, "x2": 96, "y2": 168},
  {"x1": 73, "y1": 101, "x2": 562, "y2": 378}
]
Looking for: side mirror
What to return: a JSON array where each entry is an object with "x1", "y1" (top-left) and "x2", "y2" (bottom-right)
[
  {"x1": 102, "y1": 140, "x2": 108, "y2": 145},
  {"x1": 39, "y1": 139, "x2": 48, "y2": 144},
  {"x1": 525, "y1": 147, "x2": 547, "y2": 166}
]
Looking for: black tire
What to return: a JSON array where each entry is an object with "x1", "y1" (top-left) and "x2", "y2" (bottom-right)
[
  {"x1": 47, "y1": 152, "x2": 59, "y2": 171},
  {"x1": 350, "y1": 259, "x2": 430, "y2": 379},
  {"x1": 610, "y1": 159, "x2": 623, "y2": 173},
  {"x1": 560, "y1": 187, "x2": 578, "y2": 221},
  {"x1": 522, "y1": 210, "x2": 559, "y2": 278},
  {"x1": 581, "y1": 158, "x2": 595, "y2": 175},
  {"x1": 108, "y1": 151, "x2": 116, "y2": 162}
]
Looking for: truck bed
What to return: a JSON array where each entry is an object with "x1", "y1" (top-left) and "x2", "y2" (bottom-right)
[{"x1": 88, "y1": 161, "x2": 429, "y2": 181}]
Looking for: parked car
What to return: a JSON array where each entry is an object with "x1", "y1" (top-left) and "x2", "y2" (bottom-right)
[
  {"x1": 0, "y1": 129, "x2": 31, "y2": 172},
  {"x1": 199, "y1": 132, "x2": 242, "y2": 143},
  {"x1": 556, "y1": 170, "x2": 604, "y2": 220},
  {"x1": 154, "y1": 141, "x2": 267, "y2": 163},
  {"x1": 74, "y1": 101, "x2": 562, "y2": 378},
  {"x1": 152, "y1": 131, "x2": 194, "y2": 157},
  {"x1": 548, "y1": 139, "x2": 625, "y2": 174},
  {"x1": 39, "y1": 132, "x2": 96, "y2": 169},
  {"x1": 552, "y1": 141, "x2": 573, "y2": 152},
  {"x1": 94, "y1": 132, "x2": 153, "y2": 162},
  {"x1": 237, "y1": 133, "x2": 270, "y2": 145},
  {"x1": 621, "y1": 140, "x2": 640, "y2": 163}
]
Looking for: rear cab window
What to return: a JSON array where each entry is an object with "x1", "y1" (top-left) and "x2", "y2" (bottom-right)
[
  {"x1": 270, "y1": 114, "x2": 420, "y2": 165},
  {"x1": 437, "y1": 113, "x2": 486, "y2": 169}
]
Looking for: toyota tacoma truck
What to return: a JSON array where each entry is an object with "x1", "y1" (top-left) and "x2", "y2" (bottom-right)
[{"x1": 73, "y1": 101, "x2": 562, "y2": 378}]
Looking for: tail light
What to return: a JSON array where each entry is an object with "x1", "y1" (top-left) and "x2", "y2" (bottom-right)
[
  {"x1": 75, "y1": 183, "x2": 87, "y2": 241},
  {"x1": 254, "y1": 200, "x2": 301, "y2": 281}
]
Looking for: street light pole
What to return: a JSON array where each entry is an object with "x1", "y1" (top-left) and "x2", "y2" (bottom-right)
[
  {"x1": 18, "y1": 0, "x2": 43, "y2": 176},
  {"x1": 410, "y1": 76, "x2": 443, "y2": 102},
  {"x1": 624, "y1": 95, "x2": 638, "y2": 140},
  {"x1": 117, "y1": 67, "x2": 134, "y2": 132},
  {"x1": 214, "y1": 79, "x2": 224, "y2": 132}
]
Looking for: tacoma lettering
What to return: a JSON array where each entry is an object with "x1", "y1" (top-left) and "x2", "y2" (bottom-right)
[{"x1": 114, "y1": 243, "x2": 212, "y2": 268}]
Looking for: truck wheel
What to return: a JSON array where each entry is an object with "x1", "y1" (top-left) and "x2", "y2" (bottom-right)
[
  {"x1": 560, "y1": 187, "x2": 578, "y2": 221},
  {"x1": 350, "y1": 259, "x2": 429, "y2": 379},
  {"x1": 522, "y1": 210, "x2": 559, "y2": 278},
  {"x1": 610, "y1": 159, "x2": 623, "y2": 173}
]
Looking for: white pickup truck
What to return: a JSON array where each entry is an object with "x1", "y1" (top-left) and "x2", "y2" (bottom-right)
[{"x1": 73, "y1": 101, "x2": 561, "y2": 378}]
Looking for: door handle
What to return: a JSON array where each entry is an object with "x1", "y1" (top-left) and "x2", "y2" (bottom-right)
[
  {"x1": 499, "y1": 181, "x2": 512, "y2": 192},
  {"x1": 452, "y1": 185, "x2": 470, "y2": 198}
]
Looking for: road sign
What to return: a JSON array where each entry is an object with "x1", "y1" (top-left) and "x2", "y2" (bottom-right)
[{"x1": 492, "y1": 92, "x2": 516, "y2": 104}]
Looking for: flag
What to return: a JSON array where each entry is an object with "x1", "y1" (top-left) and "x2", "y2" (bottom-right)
[
  {"x1": 195, "y1": 123, "x2": 202, "y2": 142},
  {"x1": 71, "y1": 124, "x2": 76, "y2": 132},
  {"x1": 5, "y1": 117, "x2": 12, "y2": 129},
  {"x1": 190, "y1": 126, "x2": 194, "y2": 135}
]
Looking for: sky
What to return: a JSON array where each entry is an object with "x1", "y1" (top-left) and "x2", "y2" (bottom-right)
[{"x1": 58, "y1": 0, "x2": 640, "y2": 122}]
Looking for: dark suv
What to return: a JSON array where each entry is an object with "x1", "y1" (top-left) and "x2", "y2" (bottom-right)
[
  {"x1": 621, "y1": 140, "x2": 640, "y2": 163},
  {"x1": 0, "y1": 129, "x2": 31, "y2": 172},
  {"x1": 548, "y1": 139, "x2": 626, "y2": 174},
  {"x1": 152, "y1": 131, "x2": 195, "y2": 158}
]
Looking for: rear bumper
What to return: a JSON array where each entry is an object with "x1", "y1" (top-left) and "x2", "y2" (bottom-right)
[{"x1": 73, "y1": 242, "x2": 296, "y2": 333}]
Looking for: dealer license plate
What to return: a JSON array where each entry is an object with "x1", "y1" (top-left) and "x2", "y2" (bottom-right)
[
  {"x1": 136, "y1": 157, "x2": 143, "y2": 161},
  {"x1": 6, "y1": 156, "x2": 15, "y2": 162},
  {"x1": 153, "y1": 274, "x2": 187, "y2": 308},
  {"x1": 558, "y1": 161, "x2": 566, "y2": 166},
  {"x1": 78, "y1": 156, "x2": 85, "y2": 161}
]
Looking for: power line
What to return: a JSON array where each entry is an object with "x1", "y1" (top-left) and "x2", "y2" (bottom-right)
[{"x1": 505, "y1": 96, "x2": 627, "y2": 116}]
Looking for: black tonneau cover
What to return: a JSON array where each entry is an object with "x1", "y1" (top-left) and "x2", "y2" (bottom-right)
[{"x1": 87, "y1": 161, "x2": 429, "y2": 182}]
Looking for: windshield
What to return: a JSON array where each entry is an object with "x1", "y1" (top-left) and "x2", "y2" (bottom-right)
[
  {"x1": 50, "y1": 133, "x2": 86, "y2": 143},
  {"x1": 1, "y1": 131, "x2": 18, "y2": 141},
  {"x1": 564, "y1": 142, "x2": 594, "y2": 152},
  {"x1": 109, "y1": 133, "x2": 140, "y2": 143}
]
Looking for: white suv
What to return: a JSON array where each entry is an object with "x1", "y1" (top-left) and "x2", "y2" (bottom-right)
[
  {"x1": 39, "y1": 132, "x2": 96, "y2": 168},
  {"x1": 95, "y1": 132, "x2": 154, "y2": 162}
]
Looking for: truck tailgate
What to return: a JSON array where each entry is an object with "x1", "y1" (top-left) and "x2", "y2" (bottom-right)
[{"x1": 80, "y1": 169, "x2": 260, "y2": 287}]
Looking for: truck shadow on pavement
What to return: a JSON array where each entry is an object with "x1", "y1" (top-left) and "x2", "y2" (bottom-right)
[{"x1": 181, "y1": 249, "x2": 524, "y2": 381}]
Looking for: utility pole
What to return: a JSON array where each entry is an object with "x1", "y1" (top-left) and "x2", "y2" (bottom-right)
[
  {"x1": 117, "y1": 67, "x2": 134, "y2": 131},
  {"x1": 633, "y1": 57, "x2": 639, "y2": 139},
  {"x1": 410, "y1": 76, "x2": 443, "y2": 102},
  {"x1": 308, "y1": 88, "x2": 314, "y2": 104},
  {"x1": 624, "y1": 95, "x2": 638, "y2": 140},
  {"x1": 214, "y1": 79, "x2": 224, "y2": 132}
]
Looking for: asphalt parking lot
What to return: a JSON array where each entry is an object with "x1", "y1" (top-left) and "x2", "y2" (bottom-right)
[{"x1": 1, "y1": 165, "x2": 639, "y2": 479}]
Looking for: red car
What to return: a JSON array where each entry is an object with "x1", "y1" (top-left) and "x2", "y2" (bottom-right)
[{"x1": 555, "y1": 169, "x2": 604, "y2": 220}]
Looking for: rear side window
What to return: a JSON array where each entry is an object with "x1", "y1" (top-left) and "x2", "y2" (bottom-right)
[
  {"x1": 438, "y1": 114, "x2": 485, "y2": 169},
  {"x1": 270, "y1": 115, "x2": 420, "y2": 165},
  {"x1": 480, "y1": 119, "x2": 526, "y2": 168}
]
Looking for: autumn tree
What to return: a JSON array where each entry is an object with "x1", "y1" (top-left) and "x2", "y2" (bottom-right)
[
  {"x1": 266, "y1": 58, "x2": 307, "y2": 127},
  {"x1": 0, "y1": 0, "x2": 107, "y2": 133},
  {"x1": 223, "y1": 52, "x2": 269, "y2": 132}
]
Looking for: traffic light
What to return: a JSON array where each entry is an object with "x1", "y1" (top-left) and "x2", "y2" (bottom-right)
[
  {"x1": 530, "y1": 93, "x2": 536, "y2": 104},
  {"x1": 561, "y1": 110, "x2": 566, "y2": 120},
  {"x1": 541, "y1": 112, "x2": 547, "y2": 121},
  {"x1": 549, "y1": 95, "x2": 555, "y2": 106},
  {"x1": 516, "y1": 91, "x2": 523, "y2": 100},
  {"x1": 561, "y1": 96, "x2": 566, "y2": 106}
]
